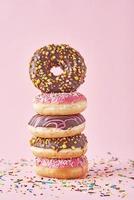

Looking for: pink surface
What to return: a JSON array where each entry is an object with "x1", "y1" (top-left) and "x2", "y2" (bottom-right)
[
  {"x1": 0, "y1": 0, "x2": 134, "y2": 199},
  {"x1": 0, "y1": 154, "x2": 134, "y2": 199}
]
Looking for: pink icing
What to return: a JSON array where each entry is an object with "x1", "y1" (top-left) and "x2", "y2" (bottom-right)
[
  {"x1": 33, "y1": 92, "x2": 87, "y2": 104},
  {"x1": 36, "y1": 156, "x2": 87, "y2": 168}
]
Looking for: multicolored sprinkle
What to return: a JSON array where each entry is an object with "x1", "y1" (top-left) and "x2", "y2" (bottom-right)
[{"x1": 0, "y1": 153, "x2": 133, "y2": 198}]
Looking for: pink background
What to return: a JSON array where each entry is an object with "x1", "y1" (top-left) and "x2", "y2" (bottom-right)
[{"x1": 0, "y1": 0, "x2": 134, "y2": 162}]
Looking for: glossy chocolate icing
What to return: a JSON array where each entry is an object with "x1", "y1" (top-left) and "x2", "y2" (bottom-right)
[
  {"x1": 29, "y1": 44, "x2": 87, "y2": 93},
  {"x1": 28, "y1": 114, "x2": 85, "y2": 130},
  {"x1": 30, "y1": 134, "x2": 87, "y2": 151}
]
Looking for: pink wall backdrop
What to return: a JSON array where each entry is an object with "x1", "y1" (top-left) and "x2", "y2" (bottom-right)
[{"x1": 0, "y1": 0, "x2": 134, "y2": 160}]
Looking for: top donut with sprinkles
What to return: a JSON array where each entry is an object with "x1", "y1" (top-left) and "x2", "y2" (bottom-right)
[{"x1": 29, "y1": 44, "x2": 87, "y2": 93}]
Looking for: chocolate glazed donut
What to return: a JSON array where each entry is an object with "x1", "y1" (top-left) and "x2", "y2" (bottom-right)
[
  {"x1": 30, "y1": 134, "x2": 87, "y2": 152},
  {"x1": 28, "y1": 114, "x2": 86, "y2": 138},
  {"x1": 29, "y1": 44, "x2": 87, "y2": 93},
  {"x1": 28, "y1": 114, "x2": 85, "y2": 130},
  {"x1": 30, "y1": 134, "x2": 88, "y2": 159}
]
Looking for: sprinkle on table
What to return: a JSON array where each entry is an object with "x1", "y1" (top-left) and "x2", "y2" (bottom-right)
[{"x1": 0, "y1": 153, "x2": 133, "y2": 198}]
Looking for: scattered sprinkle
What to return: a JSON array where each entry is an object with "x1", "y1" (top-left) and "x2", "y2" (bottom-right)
[{"x1": 0, "y1": 153, "x2": 133, "y2": 198}]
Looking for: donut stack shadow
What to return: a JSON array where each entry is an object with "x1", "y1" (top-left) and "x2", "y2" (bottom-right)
[{"x1": 28, "y1": 92, "x2": 88, "y2": 179}]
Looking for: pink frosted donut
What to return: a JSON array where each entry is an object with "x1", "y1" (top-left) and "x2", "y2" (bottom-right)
[
  {"x1": 33, "y1": 92, "x2": 87, "y2": 115},
  {"x1": 34, "y1": 92, "x2": 87, "y2": 104},
  {"x1": 35, "y1": 156, "x2": 88, "y2": 179},
  {"x1": 36, "y1": 156, "x2": 87, "y2": 168}
]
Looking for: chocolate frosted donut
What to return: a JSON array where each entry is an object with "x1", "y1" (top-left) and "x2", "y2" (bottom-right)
[
  {"x1": 30, "y1": 134, "x2": 87, "y2": 151},
  {"x1": 29, "y1": 44, "x2": 87, "y2": 93},
  {"x1": 28, "y1": 114, "x2": 86, "y2": 138},
  {"x1": 29, "y1": 114, "x2": 85, "y2": 129},
  {"x1": 30, "y1": 134, "x2": 88, "y2": 159}
]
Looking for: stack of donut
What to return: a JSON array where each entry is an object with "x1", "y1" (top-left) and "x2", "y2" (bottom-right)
[{"x1": 28, "y1": 44, "x2": 88, "y2": 179}]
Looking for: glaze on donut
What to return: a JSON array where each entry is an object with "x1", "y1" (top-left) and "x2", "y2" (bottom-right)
[
  {"x1": 35, "y1": 156, "x2": 88, "y2": 179},
  {"x1": 28, "y1": 114, "x2": 85, "y2": 138},
  {"x1": 33, "y1": 92, "x2": 87, "y2": 115},
  {"x1": 36, "y1": 156, "x2": 88, "y2": 168},
  {"x1": 34, "y1": 92, "x2": 87, "y2": 104},
  {"x1": 30, "y1": 134, "x2": 87, "y2": 152},
  {"x1": 29, "y1": 44, "x2": 87, "y2": 93},
  {"x1": 28, "y1": 114, "x2": 85, "y2": 130}
]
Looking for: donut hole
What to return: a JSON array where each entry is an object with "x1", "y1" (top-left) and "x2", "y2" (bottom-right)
[{"x1": 51, "y1": 66, "x2": 63, "y2": 76}]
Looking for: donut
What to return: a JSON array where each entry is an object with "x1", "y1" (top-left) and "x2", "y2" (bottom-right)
[
  {"x1": 28, "y1": 114, "x2": 85, "y2": 138},
  {"x1": 30, "y1": 134, "x2": 88, "y2": 159},
  {"x1": 29, "y1": 44, "x2": 87, "y2": 93},
  {"x1": 35, "y1": 156, "x2": 88, "y2": 179},
  {"x1": 33, "y1": 92, "x2": 87, "y2": 115}
]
